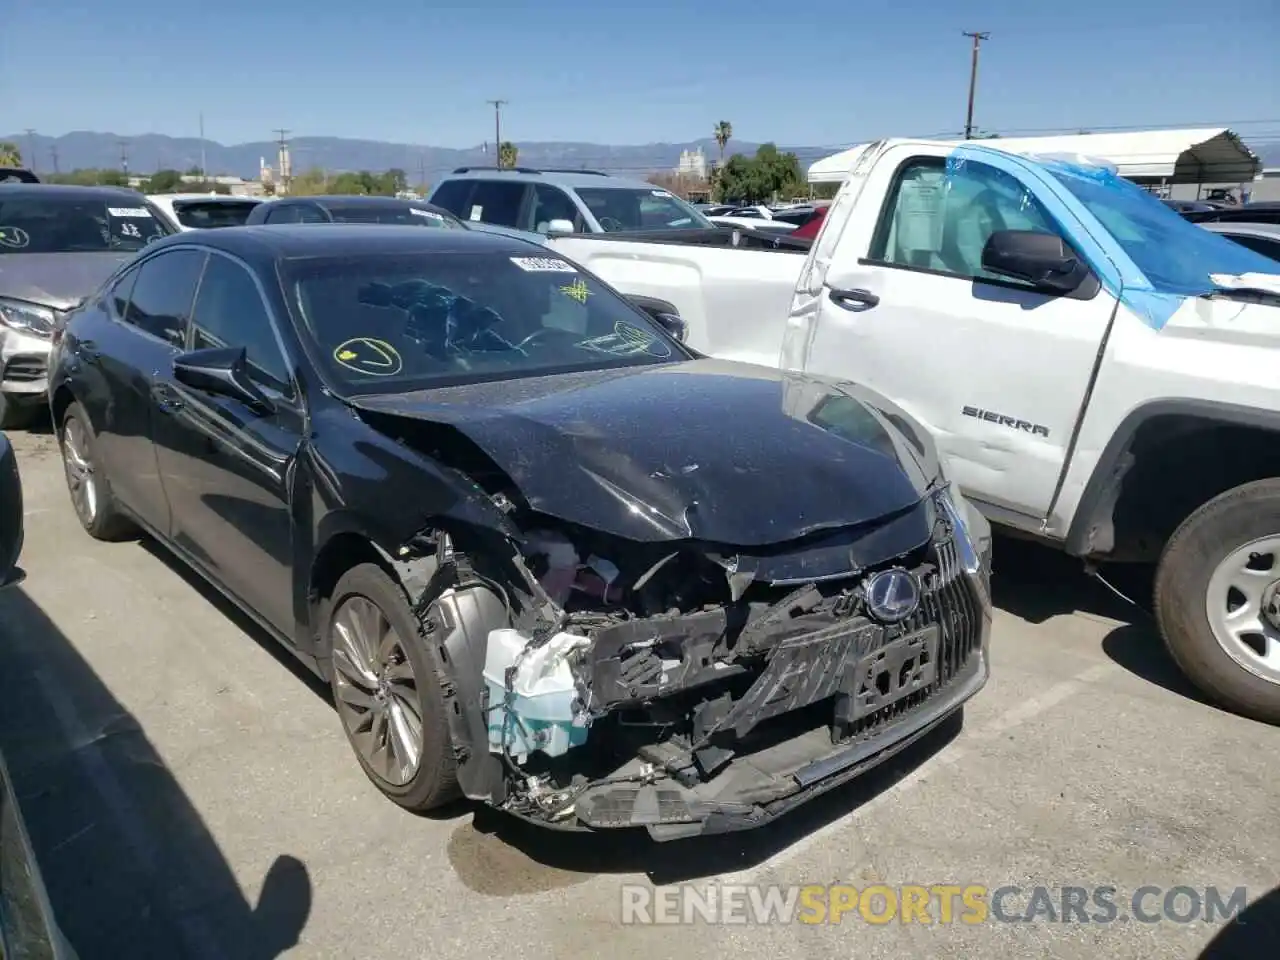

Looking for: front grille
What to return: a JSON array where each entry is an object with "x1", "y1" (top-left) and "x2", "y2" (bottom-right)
[
  {"x1": 839, "y1": 535, "x2": 984, "y2": 743},
  {"x1": 2, "y1": 355, "x2": 46, "y2": 383}
]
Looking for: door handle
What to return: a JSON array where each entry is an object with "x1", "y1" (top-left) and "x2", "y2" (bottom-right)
[{"x1": 827, "y1": 287, "x2": 880, "y2": 310}]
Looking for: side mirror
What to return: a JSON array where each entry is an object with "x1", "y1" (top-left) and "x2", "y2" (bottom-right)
[
  {"x1": 625, "y1": 295, "x2": 687, "y2": 342},
  {"x1": 543, "y1": 219, "x2": 575, "y2": 236},
  {"x1": 173, "y1": 346, "x2": 274, "y2": 414},
  {"x1": 981, "y1": 230, "x2": 1091, "y2": 294},
  {"x1": 0, "y1": 433, "x2": 24, "y2": 590}
]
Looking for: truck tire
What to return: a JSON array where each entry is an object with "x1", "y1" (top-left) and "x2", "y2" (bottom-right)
[{"x1": 1154, "y1": 478, "x2": 1280, "y2": 725}]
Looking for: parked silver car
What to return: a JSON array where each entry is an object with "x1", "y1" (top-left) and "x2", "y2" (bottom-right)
[{"x1": 0, "y1": 183, "x2": 172, "y2": 428}]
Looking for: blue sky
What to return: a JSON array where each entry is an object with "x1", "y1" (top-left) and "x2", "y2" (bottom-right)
[{"x1": 3, "y1": 0, "x2": 1276, "y2": 148}]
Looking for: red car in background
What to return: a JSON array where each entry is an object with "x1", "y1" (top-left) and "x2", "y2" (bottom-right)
[{"x1": 786, "y1": 203, "x2": 830, "y2": 241}]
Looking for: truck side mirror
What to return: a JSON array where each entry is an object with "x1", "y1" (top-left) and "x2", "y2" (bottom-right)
[{"x1": 981, "y1": 230, "x2": 1091, "y2": 295}]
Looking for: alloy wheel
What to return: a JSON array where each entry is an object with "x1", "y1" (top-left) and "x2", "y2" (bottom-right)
[
  {"x1": 61, "y1": 418, "x2": 98, "y2": 527},
  {"x1": 1205, "y1": 536, "x2": 1280, "y2": 685},
  {"x1": 331, "y1": 595, "x2": 424, "y2": 786}
]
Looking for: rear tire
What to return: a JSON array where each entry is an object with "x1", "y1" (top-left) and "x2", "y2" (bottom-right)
[
  {"x1": 324, "y1": 563, "x2": 460, "y2": 811},
  {"x1": 0, "y1": 393, "x2": 40, "y2": 431},
  {"x1": 57, "y1": 401, "x2": 135, "y2": 541},
  {"x1": 1154, "y1": 478, "x2": 1280, "y2": 725}
]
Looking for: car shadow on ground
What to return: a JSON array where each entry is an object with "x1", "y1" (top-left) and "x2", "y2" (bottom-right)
[
  {"x1": 988, "y1": 534, "x2": 1222, "y2": 710},
  {"x1": 0, "y1": 586, "x2": 313, "y2": 959},
  {"x1": 1198, "y1": 884, "x2": 1280, "y2": 959}
]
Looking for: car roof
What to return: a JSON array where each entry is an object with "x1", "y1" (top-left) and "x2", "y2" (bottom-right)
[
  {"x1": 148, "y1": 222, "x2": 545, "y2": 262},
  {"x1": 1200, "y1": 221, "x2": 1280, "y2": 240},
  {"x1": 282, "y1": 194, "x2": 442, "y2": 207},
  {"x1": 438, "y1": 167, "x2": 665, "y2": 191},
  {"x1": 0, "y1": 183, "x2": 150, "y2": 201},
  {"x1": 150, "y1": 193, "x2": 262, "y2": 203}
]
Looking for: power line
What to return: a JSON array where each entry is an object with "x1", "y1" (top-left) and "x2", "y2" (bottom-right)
[{"x1": 962, "y1": 31, "x2": 991, "y2": 140}]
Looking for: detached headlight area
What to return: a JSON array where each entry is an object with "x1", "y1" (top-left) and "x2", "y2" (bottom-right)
[{"x1": 0, "y1": 298, "x2": 56, "y2": 339}]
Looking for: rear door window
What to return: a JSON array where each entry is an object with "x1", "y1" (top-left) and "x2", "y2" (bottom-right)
[
  {"x1": 429, "y1": 180, "x2": 475, "y2": 217},
  {"x1": 462, "y1": 181, "x2": 528, "y2": 226},
  {"x1": 119, "y1": 249, "x2": 206, "y2": 347}
]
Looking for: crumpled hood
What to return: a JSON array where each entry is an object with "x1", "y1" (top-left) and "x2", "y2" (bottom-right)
[
  {"x1": 349, "y1": 358, "x2": 938, "y2": 545},
  {"x1": 0, "y1": 252, "x2": 131, "y2": 310}
]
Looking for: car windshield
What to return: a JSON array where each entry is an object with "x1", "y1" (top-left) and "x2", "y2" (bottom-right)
[
  {"x1": 171, "y1": 199, "x2": 259, "y2": 229},
  {"x1": 573, "y1": 187, "x2": 713, "y2": 232},
  {"x1": 324, "y1": 203, "x2": 462, "y2": 228},
  {"x1": 288, "y1": 249, "x2": 683, "y2": 395},
  {"x1": 0, "y1": 195, "x2": 170, "y2": 253},
  {"x1": 1045, "y1": 164, "x2": 1279, "y2": 294}
]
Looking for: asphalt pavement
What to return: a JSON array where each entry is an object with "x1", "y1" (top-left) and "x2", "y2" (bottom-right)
[{"x1": 1, "y1": 424, "x2": 1277, "y2": 960}]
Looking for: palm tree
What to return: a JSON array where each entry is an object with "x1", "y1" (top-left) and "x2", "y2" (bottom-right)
[
  {"x1": 0, "y1": 141, "x2": 22, "y2": 167},
  {"x1": 499, "y1": 141, "x2": 518, "y2": 170},
  {"x1": 713, "y1": 121, "x2": 733, "y2": 164}
]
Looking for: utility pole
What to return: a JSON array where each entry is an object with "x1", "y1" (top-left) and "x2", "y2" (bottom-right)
[
  {"x1": 49, "y1": 145, "x2": 59, "y2": 173},
  {"x1": 199, "y1": 112, "x2": 206, "y2": 178},
  {"x1": 418, "y1": 153, "x2": 427, "y2": 193},
  {"x1": 23, "y1": 129, "x2": 36, "y2": 173},
  {"x1": 118, "y1": 139, "x2": 130, "y2": 176},
  {"x1": 274, "y1": 128, "x2": 291, "y2": 192},
  {"x1": 486, "y1": 100, "x2": 507, "y2": 166},
  {"x1": 962, "y1": 31, "x2": 990, "y2": 140}
]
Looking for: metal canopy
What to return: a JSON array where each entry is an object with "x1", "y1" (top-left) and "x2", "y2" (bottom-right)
[{"x1": 807, "y1": 128, "x2": 1262, "y2": 185}]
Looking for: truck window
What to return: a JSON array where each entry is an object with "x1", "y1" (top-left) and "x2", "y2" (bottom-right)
[{"x1": 868, "y1": 157, "x2": 1060, "y2": 286}]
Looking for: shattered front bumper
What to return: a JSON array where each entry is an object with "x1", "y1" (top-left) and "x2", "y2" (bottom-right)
[{"x1": 562, "y1": 534, "x2": 992, "y2": 841}]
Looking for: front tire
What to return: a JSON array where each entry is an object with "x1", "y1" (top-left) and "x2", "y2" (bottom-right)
[
  {"x1": 325, "y1": 563, "x2": 460, "y2": 811},
  {"x1": 1155, "y1": 478, "x2": 1280, "y2": 725},
  {"x1": 58, "y1": 401, "x2": 135, "y2": 541}
]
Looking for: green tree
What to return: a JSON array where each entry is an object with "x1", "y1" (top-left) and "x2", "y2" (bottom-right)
[
  {"x1": 713, "y1": 121, "x2": 732, "y2": 165},
  {"x1": 0, "y1": 141, "x2": 22, "y2": 167},
  {"x1": 147, "y1": 169, "x2": 184, "y2": 193},
  {"x1": 714, "y1": 144, "x2": 804, "y2": 204},
  {"x1": 498, "y1": 141, "x2": 518, "y2": 170}
]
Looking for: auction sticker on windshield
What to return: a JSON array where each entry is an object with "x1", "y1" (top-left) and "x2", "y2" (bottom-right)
[
  {"x1": 510, "y1": 256, "x2": 577, "y2": 273},
  {"x1": 107, "y1": 207, "x2": 153, "y2": 218}
]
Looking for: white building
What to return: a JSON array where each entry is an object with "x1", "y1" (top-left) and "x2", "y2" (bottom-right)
[{"x1": 676, "y1": 147, "x2": 708, "y2": 180}]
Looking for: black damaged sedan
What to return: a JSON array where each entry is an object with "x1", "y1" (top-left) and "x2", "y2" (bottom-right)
[{"x1": 47, "y1": 225, "x2": 992, "y2": 840}]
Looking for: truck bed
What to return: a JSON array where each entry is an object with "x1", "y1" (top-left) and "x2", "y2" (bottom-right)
[{"x1": 546, "y1": 228, "x2": 808, "y2": 367}]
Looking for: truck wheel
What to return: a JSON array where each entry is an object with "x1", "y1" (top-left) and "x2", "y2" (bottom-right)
[{"x1": 1154, "y1": 478, "x2": 1280, "y2": 725}]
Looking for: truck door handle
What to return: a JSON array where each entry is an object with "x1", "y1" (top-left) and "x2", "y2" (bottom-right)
[{"x1": 828, "y1": 287, "x2": 880, "y2": 310}]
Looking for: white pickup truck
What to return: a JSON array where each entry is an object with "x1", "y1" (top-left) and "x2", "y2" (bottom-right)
[{"x1": 546, "y1": 138, "x2": 1280, "y2": 724}]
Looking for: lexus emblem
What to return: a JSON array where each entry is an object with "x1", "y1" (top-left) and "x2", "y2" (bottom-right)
[{"x1": 864, "y1": 568, "x2": 921, "y2": 623}]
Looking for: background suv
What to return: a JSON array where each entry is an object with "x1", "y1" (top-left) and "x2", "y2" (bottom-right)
[{"x1": 427, "y1": 167, "x2": 714, "y2": 235}]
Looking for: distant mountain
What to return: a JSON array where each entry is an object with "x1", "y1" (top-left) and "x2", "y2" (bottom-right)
[
  {"x1": 8, "y1": 130, "x2": 1275, "y2": 182},
  {"x1": 2, "y1": 131, "x2": 838, "y2": 183},
  {"x1": 1253, "y1": 140, "x2": 1280, "y2": 168}
]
